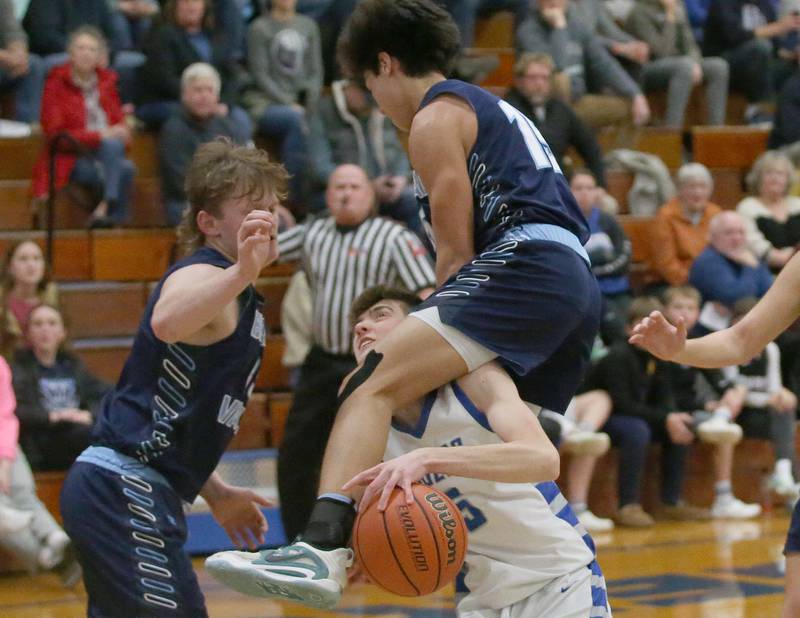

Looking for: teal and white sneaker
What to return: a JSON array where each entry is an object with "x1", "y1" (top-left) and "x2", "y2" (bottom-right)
[{"x1": 205, "y1": 541, "x2": 353, "y2": 609}]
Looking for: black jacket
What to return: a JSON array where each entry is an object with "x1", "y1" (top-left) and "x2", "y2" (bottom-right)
[
  {"x1": 504, "y1": 88, "x2": 606, "y2": 187},
  {"x1": 23, "y1": 0, "x2": 117, "y2": 55},
  {"x1": 137, "y1": 22, "x2": 239, "y2": 105},
  {"x1": 582, "y1": 342, "x2": 675, "y2": 425}
]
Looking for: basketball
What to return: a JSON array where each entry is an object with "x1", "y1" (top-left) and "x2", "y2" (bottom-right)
[{"x1": 352, "y1": 483, "x2": 468, "y2": 597}]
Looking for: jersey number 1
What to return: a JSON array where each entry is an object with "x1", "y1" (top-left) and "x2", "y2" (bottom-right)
[{"x1": 498, "y1": 100, "x2": 562, "y2": 173}]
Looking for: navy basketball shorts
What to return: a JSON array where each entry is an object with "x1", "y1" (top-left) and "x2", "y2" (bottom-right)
[
  {"x1": 413, "y1": 225, "x2": 602, "y2": 413},
  {"x1": 785, "y1": 498, "x2": 800, "y2": 555},
  {"x1": 61, "y1": 447, "x2": 207, "y2": 617}
]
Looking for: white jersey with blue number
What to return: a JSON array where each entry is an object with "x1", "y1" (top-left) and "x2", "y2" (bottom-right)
[{"x1": 384, "y1": 382, "x2": 596, "y2": 612}]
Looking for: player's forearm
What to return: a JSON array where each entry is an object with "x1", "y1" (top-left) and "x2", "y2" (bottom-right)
[
  {"x1": 200, "y1": 472, "x2": 231, "y2": 506},
  {"x1": 675, "y1": 327, "x2": 752, "y2": 368},
  {"x1": 420, "y1": 440, "x2": 560, "y2": 484},
  {"x1": 151, "y1": 264, "x2": 253, "y2": 343}
]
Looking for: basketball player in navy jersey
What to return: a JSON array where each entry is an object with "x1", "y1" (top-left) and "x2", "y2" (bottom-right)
[
  {"x1": 59, "y1": 141, "x2": 286, "y2": 617},
  {"x1": 630, "y1": 252, "x2": 800, "y2": 618},
  {"x1": 206, "y1": 0, "x2": 601, "y2": 608}
]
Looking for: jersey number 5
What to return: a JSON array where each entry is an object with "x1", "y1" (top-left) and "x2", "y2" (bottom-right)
[
  {"x1": 445, "y1": 487, "x2": 487, "y2": 532},
  {"x1": 498, "y1": 100, "x2": 562, "y2": 173}
]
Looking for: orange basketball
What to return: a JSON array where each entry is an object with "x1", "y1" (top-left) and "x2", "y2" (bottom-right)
[{"x1": 352, "y1": 483, "x2": 468, "y2": 597}]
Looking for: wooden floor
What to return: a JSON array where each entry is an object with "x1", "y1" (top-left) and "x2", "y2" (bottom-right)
[{"x1": 0, "y1": 512, "x2": 791, "y2": 617}]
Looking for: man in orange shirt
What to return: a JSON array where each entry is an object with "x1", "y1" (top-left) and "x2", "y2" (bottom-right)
[{"x1": 650, "y1": 163, "x2": 721, "y2": 287}]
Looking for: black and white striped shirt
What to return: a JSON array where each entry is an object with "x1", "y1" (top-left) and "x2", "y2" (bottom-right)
[{"x1": 278, "y1": 216, "x2": 436, "y2": 354}]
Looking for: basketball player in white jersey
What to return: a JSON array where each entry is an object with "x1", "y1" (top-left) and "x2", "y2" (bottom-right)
[{"x1": 343, "y1": 286, "x2": 611, "y2": 618}]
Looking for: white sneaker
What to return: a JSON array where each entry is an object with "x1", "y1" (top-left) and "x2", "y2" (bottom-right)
[
  {"x1": 711, "y1": 496, "x2": 762, "y2": 519},
  {"x1": 205, "y1": 541, "x2": 353, "y2": 610},
  {"x1": 768, "y1": 474, "x2": 800, "y2": 498},
  {"x1": 0, "y1": 503, "x2": 33, "y2": 536},
  {"x1": 562, "y1": 430, "x2": 611, "y2": 457},
  {"x1": 38, "y1": 530, "x2": 70, "y2": 570},
  {"x1": 577, "y1": 509, "x2": 615, "y2": 532},
  {"x1": 697, "y1": 417, "x2": 743, "y2": 445}
]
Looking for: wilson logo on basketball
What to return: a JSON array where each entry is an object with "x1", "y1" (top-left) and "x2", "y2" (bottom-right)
[
  {"x1": 397, "y1": 505, "x2": 429, "y2": 572},
  {"x1": 424, "y1": 492, "x2": 458, "y2": 565}
]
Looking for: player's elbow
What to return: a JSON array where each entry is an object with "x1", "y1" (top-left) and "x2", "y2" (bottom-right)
[
  {"x1": 530, "y1": 440, "x2": 560, "y2": 483},
  {"x1": 150, "y1": 311, "x2": 181, "y2": 344}
]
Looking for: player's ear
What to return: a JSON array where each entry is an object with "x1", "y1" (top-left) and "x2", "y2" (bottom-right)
[
  {"x1": 377, "y1": 51, "x2": 392, "y2": 76},
  {"x1": 197, "y1": 210, "x2": 220, "y2": 238}
]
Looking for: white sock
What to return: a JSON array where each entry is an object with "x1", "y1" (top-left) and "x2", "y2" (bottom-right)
[
  {"x1": 775, "y1": 459, "x2": 794, "y2": 481},
  {"x1": 572, "y1": 502, "x2": 588, "y2": 514},
  {"x1": 712, "y1": 406, "x2": 732, "y2": 422},
  {"x1": 540, "y1": 409, "x2": 575, "y2": 433},
  {"x1": 714, "y1": 481, "x2": 732, "y2": 501}
]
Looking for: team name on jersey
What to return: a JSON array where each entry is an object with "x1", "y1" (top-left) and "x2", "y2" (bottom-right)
[{"x1": 420, "y1": 437, "x2": 462, "y2": 486}]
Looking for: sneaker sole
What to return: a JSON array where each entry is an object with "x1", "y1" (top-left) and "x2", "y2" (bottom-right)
[
  {"x1": 562, "y1": 435, "x2": 611, "y2": 457},
  {"x1": 205, "y1": 555, "x2": 342, "y2": 610},
  {"x1": 697, "y1": 427, "x2": 742, "y2": 445}
]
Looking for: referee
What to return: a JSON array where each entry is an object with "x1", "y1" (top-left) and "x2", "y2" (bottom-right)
[{"x1": 275, "y1": 163, "x2": 435, "y2": 540}]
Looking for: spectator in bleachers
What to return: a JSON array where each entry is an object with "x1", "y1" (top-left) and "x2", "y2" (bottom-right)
[
  {"x1": 722, "y1": 297, "x2": 800, "y2": 502},
  {"x1": 702, "y1": 0, "x2": 800, "y2": 124},
  {"x1": 770, "y1": 62, "x2": 800, "y2": 149},
  {"x1": 516, "y1": 0, "x2": 650, "y2": 130},
  {"x1": 625, "y1": 0, "x2": 729, "y2": 127},
  {"x1": 571, "y1": 168, "x2": 631, "y2": 343},
  {"x1": 159, "y1": 63, "x2": 248, "y2": 226},
  {"x1": 0, "y1": 241, "x2": 58, "y2": 354},
  {"x1": 137, "y1": 0, "x2": 251, "y2": 138},
  {"x1": 109, "y1": 0, "x2": 159, "y2": 51},
  {"x1": 662, "y1": 286, "x2": 762, "y2": 519},
  {"x1": 31, "y1": 27, "x2": 135, "y2": 228},
  {"x1": 12, "y1": 304, "x2": 109, "y2": 472},
  {"x1": 274, "y1": 163, "x2": 435, "y2": 542},
  {"x1": 570, "y1": 0, "x2": 650, "y2": 79},
  {"x1": 504, "y1": 53, "x2": 607, "y2": 186},
  {"x1": 0, "y1": 0, "x2": 43, "y2": 125},
  {"x1": 737, "y1": 150, "x2": 800, "y2": 271},
  {"x1": 436, "y1": 0, "x2": 528, "y2": 49},
  {"x1": 582, "y1": 297, "x2": 710, "y2": 527},
  {"x1": 294, "y1": 0, "x2": 358, "y2": 84},
  {"x1": 684, "y1": 0, "x2": 710, "y2": 44},
  {"x1": 0, "y1": 352, "x2": 81, "y2": 584},
  {"x1": 541, "y1": 390, "x2": 616, "y2": 531},
  {"x1": 650, "y1": 163, "x2": 722, "y2": 288},
  {"x1": 689, "y1": 211, "x2": 773, "y2": 334},
  {"x1": 307, "y1": 79, "x2": 422, "y2": 237},
  {"x1": 244, "y1": 0, "x2": 322, "y2": 210},
  {"x1": 23, "y1": 0, "x2": 146, "y2": 103}
]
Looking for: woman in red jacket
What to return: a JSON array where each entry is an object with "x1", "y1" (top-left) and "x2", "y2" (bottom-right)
[{"x1": 31, "y1": 26, "x2": 135, "y2": 228}]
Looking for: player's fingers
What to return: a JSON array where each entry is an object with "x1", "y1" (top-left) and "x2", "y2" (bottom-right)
[
  {"x1": 239, "y1": 219, "x2": 273, "y2": 239},
  {"x1": 402, "y1": 477, "x2": 414, "y2": 505},
  {"x1": 343, "y1": 468, "x2": 378, "y2": 490},
  {"x1": 248, "y1": 491, "x2": 272, "y2": 508},
  {"x1": 359, "y1": 484, "x2": 377, "y2": 512},
  {"x1": 377, "y1": 472, "x2": 401, "y2": 511}
]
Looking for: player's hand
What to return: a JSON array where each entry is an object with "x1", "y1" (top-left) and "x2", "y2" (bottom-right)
[
  {"x1": 208, "y1": 485, "x2": 271, "y2": 550},
  {"x1": 666, "y1": 412, "x2": 695, "y2": 445},
  {"x1": 236, "y1": 209, "x2": 278, "y2": 280},
  {"x1": 629, "y1": 310, "x2": 687, "y2": 361},
  {"x1": 0, "y1": 458, "x2": 12, "y2": 495},
  {"x1": 342, "y1": 450, "x2": 430, "y2": 512}
]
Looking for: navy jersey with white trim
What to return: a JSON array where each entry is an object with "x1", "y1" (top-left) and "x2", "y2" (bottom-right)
[
  {"x1": 91, "y1": 247, "x2": 266, "y2": 502},
  {"x1": 414, "y1": 79, "x2": 589, "y2": 253}
]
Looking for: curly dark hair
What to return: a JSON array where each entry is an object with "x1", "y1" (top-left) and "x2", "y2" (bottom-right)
[{"x1": 337, "y1": 0, "x2": 461, "y2": 79}]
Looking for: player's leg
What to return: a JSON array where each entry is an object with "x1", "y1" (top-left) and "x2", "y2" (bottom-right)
[
  {"x1": 61, "y1": 459, "x2": 208, "y2": 617},
  {"x1": 783, "y1": 499, "x2": 800, "y2": 617},
  {"x1": 277, "y1": 348, "x2": 355, "y2": 540}
]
